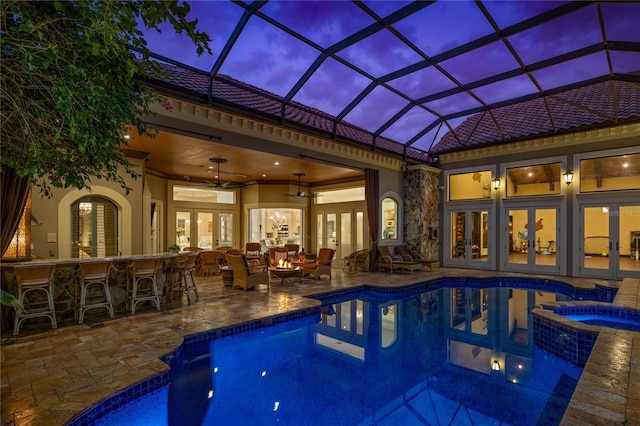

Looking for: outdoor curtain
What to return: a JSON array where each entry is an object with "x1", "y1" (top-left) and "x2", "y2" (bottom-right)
[
  {"x1": 365, "y1": 168, "x2": 379, "y2": 272},
  {"x1": 1, "y1": 165, "x2": 30, "y2": 255}
]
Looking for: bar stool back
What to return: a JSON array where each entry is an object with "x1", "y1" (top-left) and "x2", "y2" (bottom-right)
[
  {"x1": 129, "y1": 258, "x2": 161, "y2": 314},
  {"x1": 173, "y1": 252, "x2": 199, "y2": 304},
  {"x1": 13, "y1": 263, "x2": 57, "y2": 335},
  {"x1": 78, "y1": 259, "x2": 114, "y2": 324}
]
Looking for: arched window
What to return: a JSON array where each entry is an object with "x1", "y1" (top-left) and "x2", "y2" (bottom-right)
[
  {"x1": 381, "y1": 197, "x2": 398, "y2": 240},
  {"x1": 71, "y1": 196, "x2": 118, "y2": 258}
]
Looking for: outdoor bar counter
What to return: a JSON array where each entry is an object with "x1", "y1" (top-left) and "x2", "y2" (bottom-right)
[{"x1": 1, "y1": 253, "x2": 181, "y2": 331}]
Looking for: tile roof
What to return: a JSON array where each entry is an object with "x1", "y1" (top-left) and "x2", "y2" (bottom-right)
[
  {"x1": 150, "y1": 63, "x2": 639, "y2": 160},
  {"x1": 150, "y1": 63, "x2": 429, "y2": 162},
  {"x1": 431, "y1": 81, "x2": 640, "y2": 154}
]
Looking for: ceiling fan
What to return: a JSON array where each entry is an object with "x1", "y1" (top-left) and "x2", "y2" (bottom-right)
[
  {"x1": 287, "y1": 172, "x2": 320, "y2": 198},
  {"x1": 204, "y1": 158, "x2": 244, "y2": 189}
]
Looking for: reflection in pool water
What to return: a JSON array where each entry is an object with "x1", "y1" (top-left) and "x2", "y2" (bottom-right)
[{"x1": 95, "y1": 281, "x2": 592, "y2": 425}]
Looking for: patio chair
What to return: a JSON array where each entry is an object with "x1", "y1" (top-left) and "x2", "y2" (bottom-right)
[
  {"x1": 199, "y1": 250, "x2": 225, "y2": 276},
  {"x1": 301, "y1": 248, "x2": 335, "y2": 280},
  {"x1": 395, "y1": 246, "x2": 440, "y2": 271},
  {"x1": 226, "y1": 254, "x2": 269, "y2": 291},
  {"x1": 377, "y1": 246, "x2": 421, "y2": 273},
  {"x1": 245, "y1": 242, "x2": 262, "y2": 266},
  {"x1": 269, "y1": 247, "x2": 289, "y2": 267},
  {"x1": 285, "y1": 244, "x2": 300, "y2": 260},
  {"x1": 346, "y1": 249, "x2": 370, "y2": 273}
]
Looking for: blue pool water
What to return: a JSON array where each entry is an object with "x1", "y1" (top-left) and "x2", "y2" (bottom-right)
[
  {"x1": 565, "y1": 314, "x2": 640, "y2": 332},
  {"x1": 94, "y1": 283, "x2": 587, "y2": 426}
]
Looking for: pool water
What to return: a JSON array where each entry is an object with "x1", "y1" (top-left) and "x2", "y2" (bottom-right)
[
  {"x1": 96, "y1": 284, "x2": 585, "y2": 426},
  {"x1": 565, "y1": 314, "x2": 640, "y2": 332}
]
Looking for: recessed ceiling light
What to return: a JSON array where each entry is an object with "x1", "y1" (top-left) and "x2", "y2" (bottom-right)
[
  {"x1": 528, "y1": 172, "x2": 532, "y2": 177},
  {"x1": 623, "y1": 163, "x2": 628, "y2": 168},
  {"x1": 209, "y1": 166, "x2": 214, "y2": 169},
  {"x1": 262, "y1": 174, "x2": 267, "y2": 177},
  {"x1": 274, "y1": 162, "x2": 280, "y2": 166}
]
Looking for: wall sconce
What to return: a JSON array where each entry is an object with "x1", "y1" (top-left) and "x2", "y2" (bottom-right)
[
  {"x1": 563, "y1": 170, "x2": 574, "y2": 185},
  {"x1": 492, "y1": 360, "x2": 501, "y2": 371},
  {"x1": 492, "y1": 177, "x2": 501, "y2": 190}
]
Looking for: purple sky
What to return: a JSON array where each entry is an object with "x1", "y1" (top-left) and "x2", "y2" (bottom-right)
[{"x1": 142, "y1": 1, "x2": 640, "y2": 152}]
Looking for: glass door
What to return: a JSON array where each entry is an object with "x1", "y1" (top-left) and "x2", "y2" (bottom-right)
[
  {"x1": 316, "y1": 206, "x2": 367, "y2": 264},
  {"x1": 174, "y1": 209, "x2": 236, "y2": 250},
  {"x1": 506, "y1": 206, "x2": 559, "y2": 273},
  {"x1": 580, "y1": 203, "x2": 640, "y2": 278},
  {"x1": 448, "y1": 208, "x2": 492, "y2": 267}
]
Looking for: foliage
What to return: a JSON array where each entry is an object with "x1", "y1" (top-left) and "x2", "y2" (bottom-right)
[
  {"x1": 0, "y1": 289, "x2": 25, "y2": 314},
  {"x1": 1, "y1": 1, "x2": 211, "y2": 197}
]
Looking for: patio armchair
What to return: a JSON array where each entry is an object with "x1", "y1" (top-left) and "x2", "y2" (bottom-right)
[
  {"x1": 346, "y1": 249, "x2": 370, "y2": 273},
  {"x1": 285, "y1": 244, "x2": 300, "y2": 260},
  {"x1": 395, "y1": 246, "x2": 440, "y2": 271},
  {"x1": 269, "y1": 247, "x2": 289, "y2": 267},
  {"x1": 245, "y1": 242, "x2": 262, "y2": 266},
  {"x1": 376, "y1": 246, "x2": 421, "y2": 273},
  {"x1": 199, "y1": 250, "x2": 225, "y2": 276},
  {"x1": 226, "y1": 254, "x2": 269, "y2": 291},
  {"x1": 301, "y1": 248, "x2": 335, "y2": 280}
]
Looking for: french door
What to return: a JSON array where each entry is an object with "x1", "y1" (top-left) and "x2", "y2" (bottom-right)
[
  {"x1": 315, "y1": 206, "x2": 366, "y2": 264},
  {"x1": 174, "y1": 209, "x2": 236, "y2": 250},
  {"x1": 578, "y1": 203, "x2": 640, "y2": 278},
  {"x1": 504, "y1": 205, "x2": 562, "y2": 275},
  {"x1": 446, "y1": 207, "x2": 493, "y2": 269}
]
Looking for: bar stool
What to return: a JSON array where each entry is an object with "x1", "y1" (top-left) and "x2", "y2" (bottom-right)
[
  {"x1": 78, "y1": 259, "x2": 114, "y2": 324},
  {"x1": 129, "y1": 258, "x2": 161, "y2": 314},
  {"x1": 173, "y1": 252, "x2": 199, "y2": 304},
  {"x1": 12, "y1": 262, "x2": 57, "y2": 335}
]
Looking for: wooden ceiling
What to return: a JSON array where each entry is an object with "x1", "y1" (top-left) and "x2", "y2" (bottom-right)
[
  {"x1": 579, "y1": 154, "x2": 640, "y2": 180},
  {"x1": 123, "y1": 130, "x2": 363, "y2": 186}
]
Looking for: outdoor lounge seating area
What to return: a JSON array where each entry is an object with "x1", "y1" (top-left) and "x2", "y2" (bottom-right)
[
  {"x1": 395, "y1": 246, "x2": 440, "y2": 272},
  {"x1": 376, "y1": 246, "x2": 422, "y2": 273}
]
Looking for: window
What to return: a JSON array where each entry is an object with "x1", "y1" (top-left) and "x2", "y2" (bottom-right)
[
  {"x1": 381, "y1": 197, "x2": 397, "y2": 240},
  {"x1": 248, "y1": 208, "x2": 303, "y2": 248},
  {"x1": 315, "y1": 186, "x2": 365, "y2": 204},
  {"x1": 71, "y1": 196, "x2": 118, "y2": 258},
  {"x1": 505, "y1": 163, "x2": 561, "y2": 197},
  {"x1": 449, "y1": 170, "x2": 493, "y2": 200},
  {"x1": 172, "y1": 186, "x2": 235, "y2": 204},
  {"x1": 579, "y1": 153, "x2": 640, "y2": 192}
]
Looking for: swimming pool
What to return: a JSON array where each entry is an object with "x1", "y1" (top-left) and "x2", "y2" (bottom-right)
[{"x1": 92, "y1": 279, "x2": 592, "y2": 426}]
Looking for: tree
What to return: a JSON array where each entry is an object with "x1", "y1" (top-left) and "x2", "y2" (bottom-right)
[{"x1": 1, "y1": 0, "x2": 211, "y2": 197}]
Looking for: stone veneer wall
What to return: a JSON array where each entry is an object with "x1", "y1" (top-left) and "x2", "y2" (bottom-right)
[{"x1": 403, "y1": 167, "x2": 440, "y2": 261}]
